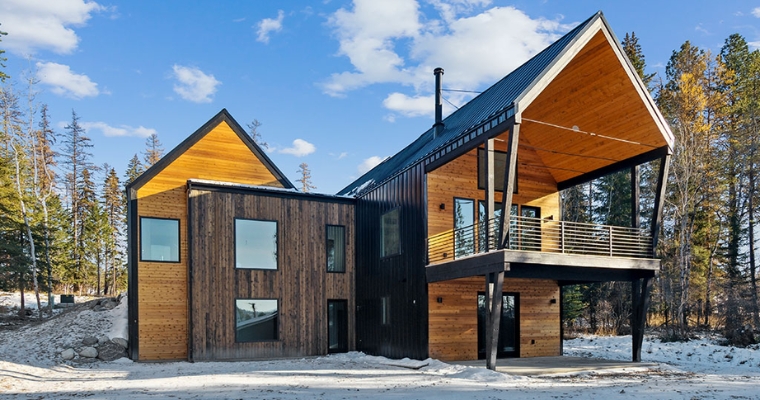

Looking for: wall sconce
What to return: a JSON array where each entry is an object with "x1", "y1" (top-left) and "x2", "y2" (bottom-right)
[
  {"x1": 550, "y1": 298, "x2": 557, "y2": 304},
  {"x1": 437, "y1": 297, "x2": 443, "y2": 303},
  {"x1": 439, "y1": 203, "x2": 446, "y2": 210}
]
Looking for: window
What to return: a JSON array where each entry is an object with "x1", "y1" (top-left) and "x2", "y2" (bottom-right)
[
  {"x1": 328, "y1": 300, "x2": 348, "y2": 353},
  {"x1": 235, "y1": 219, "x2": 278, "y2": 270},
  {"x1": 477, "y1": 148, "x2": 517, "y2": 193},
  {"x1": 454, "y1": 198, "x2": 475, "y2": 258},
  {"x1": 381, "y1": 296, "x2": 391, "y2": 325},
  {"x1": 326, "y1": 225, "x2": 346, "y2": 272},
  {"x1": 140, "y1": 217, "x2": 180, "y2": 262},
  {"x1": 381, "y1": 209, "x2": 400, "y2": 257},
  {"x1": 235, "y1": 299, "x2": 278, "y2": 342}
]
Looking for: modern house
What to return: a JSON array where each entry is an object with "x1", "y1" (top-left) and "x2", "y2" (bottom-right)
[
  {"x1": 338, "y1": 11, "x2": 671, "y2": 369},
  {"x1": 126, "y1": 110, "x2": 355, "y2": 361},
  {"x1": 127, "y1": 11, "x2": 671, "y2": 369}
]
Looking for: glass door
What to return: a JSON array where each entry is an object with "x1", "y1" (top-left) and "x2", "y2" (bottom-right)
[
  {"x1": 477, "y1": 292, "x2": 519, "y2": 358},
  {"x1": 327, "y1": 300, "x2": 348, "y2": 353}
]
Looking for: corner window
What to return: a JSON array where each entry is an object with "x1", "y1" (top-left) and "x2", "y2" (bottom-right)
[
  {"x1": 140, "y1": 217, "x2": 180, "y2": 262},
  {"x1": 327, "y1": 225, "x2": 346, "y2": 273},
  {"x1": 235, "y1": 218, "x2": 278, "y2": 270},
  {"x1": 477, "y1": 148, "x2": 517, "y2": 193},
  {"x1": 235, "y1": 299, "x2": 278, "y2": 342},
  {"x1": 381, "y1": 209, "x2": 400, "y2": 257}
]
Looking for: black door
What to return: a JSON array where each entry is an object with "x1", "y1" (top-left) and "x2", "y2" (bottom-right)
[
  {"x1": 328, "y1": 300, "x2": 348, "y2": 353},
  {"x1": 477, "y1": 292, "x2": 519, "y2": 358}
]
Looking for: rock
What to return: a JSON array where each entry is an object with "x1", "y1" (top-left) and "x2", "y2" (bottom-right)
[
  {"x1": 61, "y1": 348, "x2": 75, "y2": 360},
  {"x1": 82, "y1": 336, "x2": 98, "y2": 346},
  {"x1": 79, "y1": 347, "x2": 98, "y2": 358},
  {"x1": 102, "y1": 300, "x2": 117, "y2": 310},
  {"x1": 97, "y1": 341, "x2": 127, "y2": 361},
  {"x1": 111, "y1": 337, "x2": 128, "y2": 349},
  {"x1": 93, "y1": 305, "x2": 105, "y2": 312},
  {"x1": 97, "y1": 335, "x2": 110, "y2": 345}
]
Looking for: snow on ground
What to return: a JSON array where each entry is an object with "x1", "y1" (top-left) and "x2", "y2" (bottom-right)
[{"x1": 1, "y1": 291, "x2": 759, "y2": 399}]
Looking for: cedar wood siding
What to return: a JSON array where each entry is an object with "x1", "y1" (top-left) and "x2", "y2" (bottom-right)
[
  {"x1": 128, "y1": 114, "x2": 289, "y2": 361},
  {"x1": 354, "y1": 162, "x2": 429, "y2": 360},
  {"x1": 187, "y1": 185, "x2": 355, "y2": 361}
]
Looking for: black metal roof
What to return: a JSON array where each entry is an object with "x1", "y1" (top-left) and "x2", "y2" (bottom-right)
[{"x1": 337, "y1": 12, "x2": 601, "y2": 197}]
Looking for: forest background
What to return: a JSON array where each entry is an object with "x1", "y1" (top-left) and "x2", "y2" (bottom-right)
[{"x1": 1, "y1": 19, "x2": 759, "y2": 345}]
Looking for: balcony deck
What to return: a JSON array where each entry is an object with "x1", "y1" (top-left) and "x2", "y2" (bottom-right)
[{"x1": 426, "y1": 216, "x2": 659, "y2": 283}]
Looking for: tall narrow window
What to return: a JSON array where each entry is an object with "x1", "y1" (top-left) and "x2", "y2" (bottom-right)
[
  {"x1": 477, "y1": 148, "x2": 517, "y2": 193},
  {"x1": 235, "y1": 218, "x2": 278, "y2": 270},
  {"x1": 381, "y1": 209, "x2": 400, "y2": 257},
  {"x1": 454, "y1": 198, "x2": 475, "y2": 258},
  {"x1": 381, "y1": 296, "x2": 391, "y2": 325},
  {"x1": 327, "y1": 225, "x2": 346, "y2": 272},
  {"x1": 235, "y1": 299, "x2": 278, "y2": 342},
  {"x1": 140, "y1": 217, "x2": 180, "y2": 262}
]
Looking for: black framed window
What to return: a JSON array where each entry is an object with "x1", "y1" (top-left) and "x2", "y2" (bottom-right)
[
  {"x1": 235, "y1": 298, "x2": 279, "y2": 342},
  {"x1": 381, "y1": 296, "x2": 391, "y2": 325},
  {"x1": 454, "y1": 198, "x2": 475, "y2": 259},
  {"x1": 381, "y1": 208, "x2": 400, "y2": 257},
  {"x1": 235, "y1": 218, "x2": 278, "y2": 270},
  {"x1": 140, "y1": 217, "x2": 180, "y2": 262},
  {"x1": 326, "y1": 225, "x2": 346, "y2": 273},
  {"x1": 477, "y1": 148, "x2": 517, "y2": 193}
]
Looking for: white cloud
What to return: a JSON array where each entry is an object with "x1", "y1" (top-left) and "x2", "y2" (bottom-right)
[
  {"x1": 35, "y1": 62, "x2": 99, "y2": 99},
  {"x1": 256, "y1": 10, "x2": 285, "y2": 44},
  {"x1": 0, "y1": 0, "x2": 104, "y2": 55},
  {"x1": 171, "y1": 65, "x2": 221, "y2": 103},
  {"x1": 323, "y1": 1, "x2": 568, "y2": 117},
  {"x1": 279, "y1": 139, "x2": 316, "y2": 157},
  {"x1": 358, "y1": 155, "x2": 387, "y2": 174},
  {"x1": 749, "y1": 41, "x2": 760, "y2": 50},
  {"x1": 752, "y1": 7, "x2": 760, "y2": 18},
  {"x1": 81, "y1": 121, "x2": 156, "y2": 138}
]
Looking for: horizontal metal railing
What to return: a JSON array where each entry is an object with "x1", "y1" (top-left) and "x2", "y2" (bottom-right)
[{"x1": 427, "y1": 215, "x2": 653, "y2": 264}]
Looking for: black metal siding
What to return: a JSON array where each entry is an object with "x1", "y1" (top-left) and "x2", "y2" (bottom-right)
[{"x1": 355, "y1": 162, "x2": 429, "y2": 359}]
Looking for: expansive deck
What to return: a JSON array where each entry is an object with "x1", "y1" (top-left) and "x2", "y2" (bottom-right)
[{"x1": 426, "y1": 215, "x2": 658, "y2": 283}]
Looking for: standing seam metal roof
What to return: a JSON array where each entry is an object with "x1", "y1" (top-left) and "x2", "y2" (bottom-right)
[{"x1": 337, "y1": 12, "x2": 600, "y2": 197}]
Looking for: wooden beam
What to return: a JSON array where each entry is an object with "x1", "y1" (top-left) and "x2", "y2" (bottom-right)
[
  {"x1": 499, "y1": 123, "x2": 520, "y2": 248},
  {"x1": 486, "y1": 270, "x2": 505, "y2": 370},
  {"x1": 485, "y1": 138, "x2": 495, "y2": 252},
  {"x1": 631, "y1": 165, "x2": 640, "y2": 229},
  {"x1": 651, "y1": 155, "x2": 670, "y2": 252},
  {"x1": 557, "y1": 146, "x2": 670, "y2": 191},
  {"x1": 426, "y1": 251, "x2": 510, "y2": 283}
]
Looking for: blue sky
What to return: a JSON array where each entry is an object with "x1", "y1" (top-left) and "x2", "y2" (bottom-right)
[{"x1": 1, "y1": 0, "x2": 759, "y2": 194}]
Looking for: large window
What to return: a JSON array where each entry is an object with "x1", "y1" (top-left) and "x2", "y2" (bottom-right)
[
  {"x1": 326, "y1": 225, "x2": 346, "y2": 273},
  {"x1": 477, "y1": 148, "x2": 517, "y2": 193},
  {"x1": 235, "y1": 218, "x2": 278, "y2": 270},
  {"x1": 235, "y1": 299, "x2": 278, "y2": 342},
  {"x1": 140, "y1": 217, "x2": 180, "y2": 262},
  {"x1": 381, "y1": 209, "x2": 400, "y2": 257}
]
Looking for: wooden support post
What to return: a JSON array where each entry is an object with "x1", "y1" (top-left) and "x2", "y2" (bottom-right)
[
  {"x1": 631, "y1": 276, "x2": 652, "y2": 362},
  {"x1": 485, "y1": 138, "x2": 495, "y2": 251},
  {"x1": 651, "y1": 155, "x2": 670, "y2": 253},
  {"x1": 486, "y1": 269, "x2": 505, "y2": 370},
  {"x1": 499, "y1": 123, "x2": 520, "y2": 249}
]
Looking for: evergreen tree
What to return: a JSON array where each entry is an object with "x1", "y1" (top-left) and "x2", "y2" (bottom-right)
[
  {"x1": 622, "y1": 32, "x2": 656, "y2": 87},
  {"x1": 143, "y1": 133, "x2": 164, "y2": 167},
  {"x1": 102, "y1": 166, "x2": 123, "y2": 295},
  {"x1": 0, "y1": 25, "x2": 8, "y2": 82},
  {"x1": 297, "y1": 162, "x2": 316, "y2": 193}
]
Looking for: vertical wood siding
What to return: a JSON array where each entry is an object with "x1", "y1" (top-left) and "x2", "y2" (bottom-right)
[
  {"x1": 188, "y1": 188, "x2": 355, "y2": 361},
  {"x1": 355, "y1": 163, "x2": 429, "y2": 359}
]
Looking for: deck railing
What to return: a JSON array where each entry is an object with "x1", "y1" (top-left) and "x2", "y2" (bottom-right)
[{"x1": 427, "y1": 215, "x2": 653, "y2": 264}]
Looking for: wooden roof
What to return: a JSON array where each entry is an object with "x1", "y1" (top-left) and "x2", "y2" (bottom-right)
[
  {"x1": 127, "y1": 109, "x2": 294, "y2": 192},
  {"x1": 339, "y1": 11, "x2": 673, "y2": 196}
]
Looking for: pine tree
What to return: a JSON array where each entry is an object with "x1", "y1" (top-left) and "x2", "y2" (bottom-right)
[
  {"x1": 143, "y1": 133, "x2": 164, "y2": 167},
  {"x1": 622, "y1": 32, "x2": 656, "y2": 87},
  {"x1": 103, "y1": 166, "x2": 123, "y2": 295},
  {"x1": 247, "y1": 119, "x2": 268, "y2": 149},
  {"x1": 297, "y1": 162, "x2": 316, "y2": 193}
]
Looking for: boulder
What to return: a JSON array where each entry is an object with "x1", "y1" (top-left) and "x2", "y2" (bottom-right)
[
  {"x1": 97, "y1": 335, "x2": 110, "y2": 344},
  {"x1": 79, "y1": 347, "x2": 98, "y2": 358},
  {"x1": 61, "y1": 348, "x2": 75, "y2": 360},
  {"x1": 82, "y1": 336, "x2": 98, "y2": 346},
  {"x1": 97, "y1": 341, "x2": 126, "y2": 361},
  {"x1": 111, "y1": 337, "x2": 128, "y2": 349}
]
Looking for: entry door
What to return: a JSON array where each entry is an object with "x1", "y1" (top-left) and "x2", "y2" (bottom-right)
[
  {"x1": 477, "y1": 292, "x2": 519, "y2": 358},
  {"x1": 328, "y1": 300, "x2": 348, "y2": 353}
]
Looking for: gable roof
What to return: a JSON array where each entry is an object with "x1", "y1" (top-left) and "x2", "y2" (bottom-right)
[
  {"x1": 337, "y1": 11, "x2": 672, "y2": 197},
  {"x1": 127, "y1": 109, "x2": 295, "y2": 191}
]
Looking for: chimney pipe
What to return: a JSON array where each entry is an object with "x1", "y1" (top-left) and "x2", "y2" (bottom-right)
[{"x1": 433, "y1": 67, "x2": 444, "y2": 138}]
